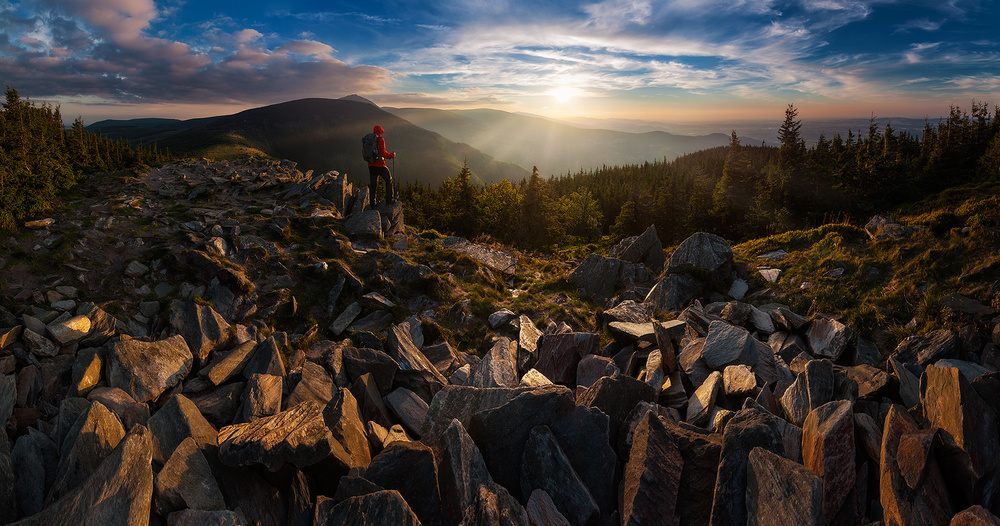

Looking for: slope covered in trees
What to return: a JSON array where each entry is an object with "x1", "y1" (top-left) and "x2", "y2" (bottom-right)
[
  {"x1": 0, "y1": 87, "x2": 168, "y2": 229},
  {"x1": 403, "y1": 103, "x2": 1000, "y2": 250}
]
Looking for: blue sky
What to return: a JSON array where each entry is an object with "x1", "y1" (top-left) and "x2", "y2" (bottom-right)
[{"x1": 1, "y1": 0, "x2": 997, "y2": 124}]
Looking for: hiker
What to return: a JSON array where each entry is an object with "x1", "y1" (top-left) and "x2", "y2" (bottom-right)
[{"x1": 365, "y1": 125, "x2": 396, "y2": 207}]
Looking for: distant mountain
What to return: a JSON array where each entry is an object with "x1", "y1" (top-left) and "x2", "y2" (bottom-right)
[
  {"x1": 88, "y1": 99, "x2": 528, "y2": 187},
  {"x1": 384, "y1": 107, "x2": 732, "y2": 175}
]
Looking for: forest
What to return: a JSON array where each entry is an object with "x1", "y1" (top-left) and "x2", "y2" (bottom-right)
[
  {"x1": 401, "y1": 103, "x2": 1000, "y2": 251},
  {"x1": 0, "y1": 87, "x2": 169, "y2": 230}
]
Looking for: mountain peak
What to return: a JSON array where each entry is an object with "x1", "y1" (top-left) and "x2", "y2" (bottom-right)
[{"x1": 339, "y1": 94, "x2": 379, "y2": 107}]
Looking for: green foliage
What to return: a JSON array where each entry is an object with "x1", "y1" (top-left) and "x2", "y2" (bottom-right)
[{"x1": 0, "y1": 86, "x2": 170, "y2": 230}]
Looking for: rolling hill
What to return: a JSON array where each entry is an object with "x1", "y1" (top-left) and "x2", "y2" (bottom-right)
[
  {"x1": 384, "y1": 107, "x2": 733, "y2": 175},
  {"x1": 88, "y1": 98, "x2": 529, "y2": 187}
]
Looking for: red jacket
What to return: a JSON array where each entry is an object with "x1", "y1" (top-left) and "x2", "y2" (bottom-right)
[{"x1": 367, "y1": 135, "x2": 395, "y2": 168}]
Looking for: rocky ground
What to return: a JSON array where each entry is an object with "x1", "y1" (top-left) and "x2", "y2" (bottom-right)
[{"x1": 0, "y1": 158, "x2": 999, "y2": 525}]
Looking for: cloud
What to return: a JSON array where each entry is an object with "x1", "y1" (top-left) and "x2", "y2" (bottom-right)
[
  {"x1": 0, "y1": 0, "x2": 393, "y2": 105},
  {"x1": 894, "y1": 18, "x2": 943, "y2": 33}
]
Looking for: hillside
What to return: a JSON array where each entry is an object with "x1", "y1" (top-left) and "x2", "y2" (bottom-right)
[
  {"x1": 0, "y1": 157, "x2": 998, "y2": 524},
  {"x1": 88, "y1": 98, "x2": 529, "y2": 187},
  {"x1": 386, "y1": 106, "x2": 732, "y2": 175}
]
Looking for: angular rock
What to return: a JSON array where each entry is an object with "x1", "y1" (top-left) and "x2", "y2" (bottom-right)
[
  {"x1": 241, "y1": 336, "x2": 286, "y2": 380},
  {"x1": 802, "y1": 400, "x2": 855, "y2": 523},
  {"x1": 364, "y1": 441, "x2": 444, "y2": 526},
  {"x1": 603, "y1": 300, "x2": 652, "y2": 325},
  {"x1": 621, "y1": 410, "x2": 683, "y2": 526},
  {"x1": 687, "y1": 371, "x2": 722, "y2": 427},
  {"x1": 709, "y1": 408, "x2": 784, "y2": 526},
  {"x1": 723, "y1": 364, "x2": 758, "y2": 398},
  {"x1": 166, "y1": 509, "x2": 248, "y2": 525},
  {"x1": 921, "y1": 364, "x2": 999, "y2": 478},
  {"x1": 518, "y1": 315, "x2": 544, "y2": 374},
  {"x1": 47, "y1": 315, "x2": 92, "y2": 346},
  {"x1": 576, "y1": 355, "x2": 619, "y2": 389},
  {"x1": 461, "y1": 482, "x2": 529, "y2": 526},
  {"x1": 534, "y1": 332, "x2": 599, "y2": 385},
  {"x1": 330, "y1": 302, "x2": 362, "y2": 336},
  {"x1": 520, "y1": 368, "x2": 553, "y2": 387},
  {"x1": 577, "y1": 375, "x2": 656, "y2": 448},
  {"x1": 147, "y1": 394, "x2": 218, "y2": 465},
  {"x1": 0, "y1": 374, "x2": 15, "y2": 427},
  {"x1": 608, "y1": 321, "x2": 656, "y2": 344},
  {"x1": 387, "y1": 323, "x2": 448, "y2": 394},
  {"x1": 468, "y1": 386, "x2": 616, "y2": 515},
  {"x1": 11, "y1": 428, "x2": 59, "y2": 517},
  {"x1": 285, "y1": 360, "x2": 335, "y2": 410},
  {"x1": 526, "y1": 489, "x2": 571, "y2": 526},
  {"x1": 23, "y1": 328, "x2": 58, "y2": 358},
  {"x1": 746, "y1": 446, "x2": 822, "y2": 526},
  {"x1": 322, "y1": 490, "x2": 420, "y2": 526},
  {"x1": 106, "y1": 334, "x2": 193, "y2": 403},
  {"x1": 420, "y1": 386, "x2": 536, "y2": 452},
  {"x1": 344, "y1": 209, "x2": 382, "y2": 237},
  {"x1": 439, "y1": 419, "x2": 493, "y2": 526},
  {"x1": 69, "y1": 348, "x2": 102, "y2": 397},
  {"x1": 469, "y1": 337, "x2": 518, "y2": 388},
  {"x1": 201, "y1": 340, "x2": 256, "y2": 386},
  {"x1": 570, "y1": 254, "x2": 630, "y2": 305},
  {"x1": 880, "y1": 404, "x2": 952, "y2": 526},
  {"x1": 383, "y1": 387, "x2": 429, "y2": 437},
  {"x1": 666, "y1": 232, "x2": 733, "y2": 278},
  {"x1": 644, "y1": 273, "x2": 703, "y2": 313},
  {"x1": 892, "y1": 329, "x2": 961, "y2": 368},
  {"x1": 218, "y1": 400, "x2": 332, "y2": 471},
  {"x1": 342, "y1": 347, "x2": 399, "y2": 396},
  {"x1": 663, "y1": 418, "x2": 722, "y2": 526},
  {"x1": 46, "y1": 401, "x2": 126, "y2": 504},
  {"x1": 239, "y1": 373, "x2": 282, "y2": 423},
  {"x1": 154, "y1": 437, "x2": 226, "y2": 516},
  {"x1": 189, "y1": 382, "x2": 244, "y2": 426},
  {"x1": 13, "y1": 425, "x2": 153, "y2": 526},
  {"x1": 805, "y1": 317, "x2": 853, "y2": 361},
  {"x1": 804, "y1": 359, "x2": 834, "y2": 410},
  {"x1": 702, "y1": 320, "x2": 757, "y2": 369},
  {"x1": 950, "y1": 505, "x2": 1000, "y2": 525},
  {"x1": 520, "y1": 425, "x2": 599, "y2": 526},
  {"x1": 169, "y1": 300, "x2": 231, "y2": 362}
]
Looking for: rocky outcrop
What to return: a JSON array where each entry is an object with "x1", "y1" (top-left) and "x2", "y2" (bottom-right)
[{"x1": 2, "y1": 159, "x2": 998, "y2": 526}]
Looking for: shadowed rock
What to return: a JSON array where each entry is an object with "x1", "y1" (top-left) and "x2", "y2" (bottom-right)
[
  {"x1": 364, "y1": 440, "x2": 443, "y2": 526},
  {"x1": 520, "y1": 425, "x2": 599, "y2": 526},
  {"x1": 11, "y1": 425, "x2": 153, "y2": 526},
  {"x1": 746, "y1": 447, "x2": 822, "y2": 526},
  {"x1": 169, "y1": 300, "x2": 231, "y2": 362},
  {"x1": 319, "y1": 490, "x2": 420, "y2": 526},
  {"x1": 154, "y1": 437, "x2": 225, "y2": 516},
  {"x1": 439, "y1": 419, "x2": 493, "y2": 526},
  {"x1": 46, "y1": 401, "x2": 125, "y2": 505},
  {"x1": 709, "y1": 408, "x2": 784, "y2": 526}
]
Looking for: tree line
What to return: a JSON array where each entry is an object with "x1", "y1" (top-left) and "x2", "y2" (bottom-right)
[
  {"x1": 0, "y1": 87, "x2": 169, "y2": 230},
  {"x1": 402, "y1": 102, "x2": 1000, "y2": 249}
]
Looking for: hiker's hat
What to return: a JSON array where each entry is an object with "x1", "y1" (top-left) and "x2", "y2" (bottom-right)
[{"x1": 374, "y1": 125, "x2": 384, "y2": 135}]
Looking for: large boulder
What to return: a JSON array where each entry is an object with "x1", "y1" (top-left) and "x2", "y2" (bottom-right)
[
  {"x1": 439, "y1": 419, "x2": 494, "y2": 526},
  {"x1": 609, "y1": 224, "x2": 665, "y2": 273},
  {"x1": 644, "y1": 273, "x2": 703, "y2": 313},
  {"x1": 321, "y1": 490, "x2": 421, "y2": 526},
  {"x1": 569, "y1": 255, "x2": 651, "y2": 305},
  {"x1": 45, "y1": 401, "x2": 126, "y2": 504},
  {"x1": 153, "y1": 437, "x2": 226, "y2": 516},
  {"x1": 105, "y1": 335, "x2": 193, "y2": 403},
  {"x1": 217, "y1": 400, "x2": 333, "y2": 471},
  {"x1": 666, "y1": 232, "x2": 733, "y2": 281},
  {"x1": 879, "y1": 404, "x2": 953, "y2": 526}
]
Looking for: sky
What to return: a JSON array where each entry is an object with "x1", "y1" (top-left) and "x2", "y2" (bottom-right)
[{"x1": 1, "y1": 0, "x2": 998, "y2": 125}]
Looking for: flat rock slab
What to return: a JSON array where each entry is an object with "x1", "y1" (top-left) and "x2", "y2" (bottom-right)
[
  {"x1": 218, "y1": 400, "x2": 333, "y2": 471},
  {"x1": 106, "y1": 335, "x2": 193, "y2": 403}
]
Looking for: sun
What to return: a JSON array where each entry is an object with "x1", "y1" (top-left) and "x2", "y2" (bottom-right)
[{"x1": 550, "y1": 85, "x2": 580, "y2": 103}]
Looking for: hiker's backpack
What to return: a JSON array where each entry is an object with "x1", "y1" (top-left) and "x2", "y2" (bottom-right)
[{"x1": 361, "y1": 133, "x2": 381, "y2": 163}]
